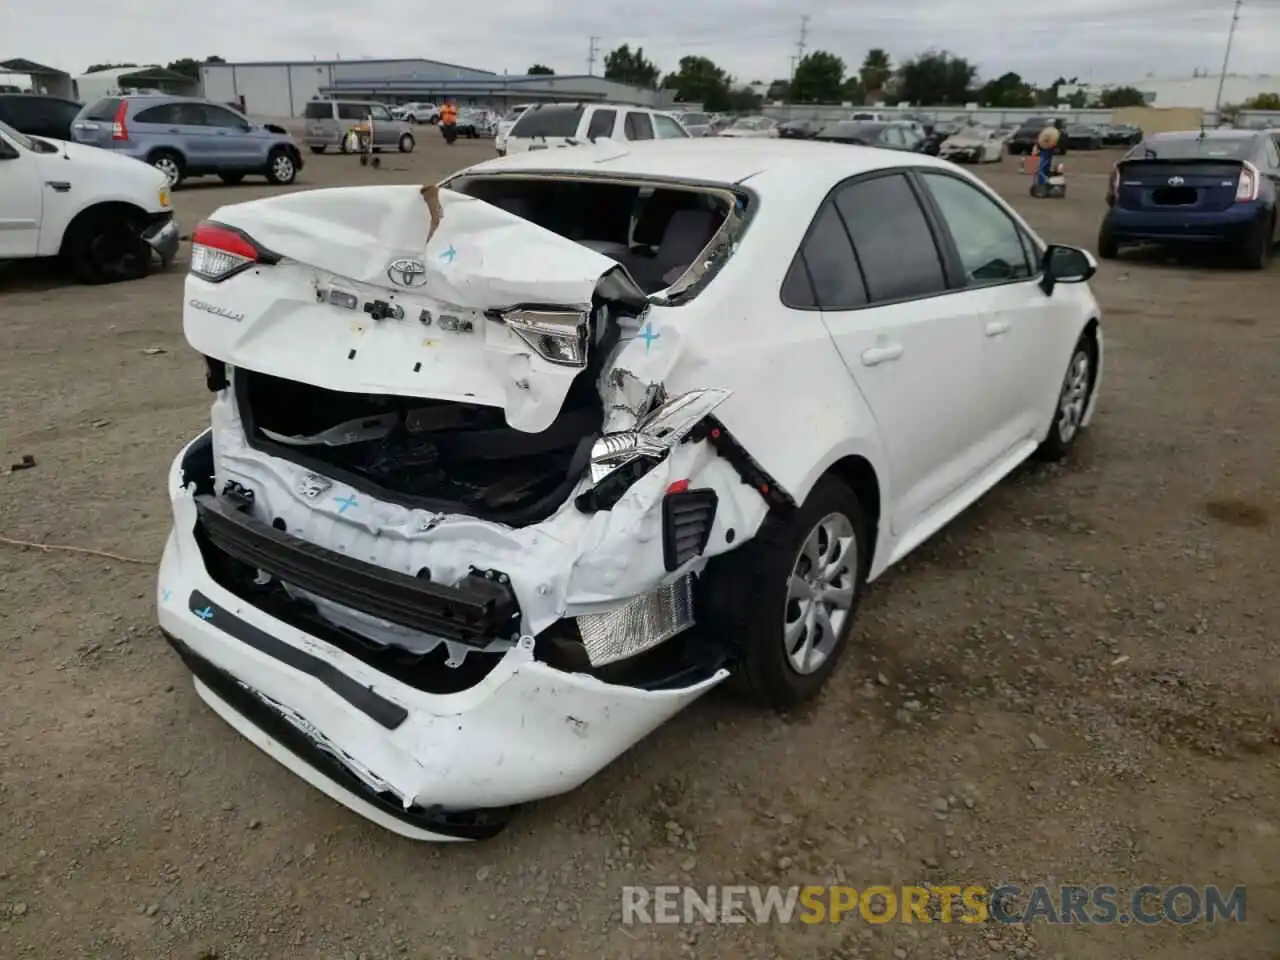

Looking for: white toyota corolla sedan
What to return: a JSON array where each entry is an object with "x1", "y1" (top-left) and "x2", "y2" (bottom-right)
[{"x1": 160, "y1": 138, "x2": 1102, "y2": 841}]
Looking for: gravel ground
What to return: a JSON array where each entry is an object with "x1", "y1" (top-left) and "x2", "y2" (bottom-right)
[{"x1": 0, "y1": 137, "x2": 1276, "y2": 960}]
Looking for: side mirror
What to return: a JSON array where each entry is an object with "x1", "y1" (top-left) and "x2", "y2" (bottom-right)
[{"x1": 1039, "y1": 244, "x2": 1097, "y2": 295}]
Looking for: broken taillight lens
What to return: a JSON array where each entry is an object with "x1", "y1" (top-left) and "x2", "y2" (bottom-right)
[
  {"x1": 499, "y1": 308, "x2": 589, "y2": 367},
  {"x1": 189, "y1": 221, "x2": 280, "y2": 283}
]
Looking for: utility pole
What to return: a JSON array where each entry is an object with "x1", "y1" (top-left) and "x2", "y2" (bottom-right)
[
  {"x1": 791, "y1": 15, "x2": 810, "y2": 82},
  {"x1": 587, "y1": 36, "x2": 600, "y2": 77},
  {"x1": 1214, "y1": 0, "x2": 1243, "y2": 113}
]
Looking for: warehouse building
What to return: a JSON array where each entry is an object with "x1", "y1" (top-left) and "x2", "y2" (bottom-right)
[
  {"x1": 1118, "y1": 73, "x2": 1280, "y2": 110},
  {"x1": 201, "y1": 57, "x2": 670, "y2": 119}
]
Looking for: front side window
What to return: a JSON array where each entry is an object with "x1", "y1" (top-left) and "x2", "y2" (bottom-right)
[
  {"x1": 368, "y1": 105, "x2": 393, "y2": 122},
  {"x1": 919, "y1": 172, "x2": 1032, "y2": 286},
  {"x1": 201, "y1": 104, "x2": 247, "y2": 128},
  {"x1": 834, "y1": 173, "x2": 947, "y2": 303},
  {"x1": 653, "y1": 115, "x2": 689, "y2": 138}
]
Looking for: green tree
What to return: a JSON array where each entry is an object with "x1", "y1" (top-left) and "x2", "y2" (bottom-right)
[
  {"x1": 726, "y1": 87, "x2": 763, "y2": 112},
  {"x1": 1065, "y1": 89, "x2": 1088, "y2": 109},
  {"x1": 790, "y1": 51, "x2": 845, "y2": 103},
  {"x1": 603, "y1": 44, "x2": 660, "y2": 88},
  {"x1": 766, "y1": 78, "x2": 790, "y2": 101},
  {"x1": 84, "y1": 62, "x2": 137, "y2": 73},
  {"x1": 527, "y1": 64, "x2": 554, "y2": 75},
  {"x1": 1243, "y1": 92, "x2": 1280, "y2": 110},
  {"x1": 859, "y1": 48, "x2": 892, "y2": 98},
  {"x1": 1100, "y1": 85, "x2": 1146, "y2": 108},
  {"x1": 662, "y1": 56, "x2": 732, "y2": 111},
  {"x1": 896, "y1": 49, "x2": 976, "y2": 105},
  {"x1": 840, "y1": 76, "x2": 866, "y2": 104},
  {"x1": 977, "y1": 72, "x2": 1035, "y2": 107}
]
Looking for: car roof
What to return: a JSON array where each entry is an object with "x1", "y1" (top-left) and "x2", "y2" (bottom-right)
[
  {"x1": 461, "y1": 137, "x2": 958, "y2": 188},
  {"x1": 1147, "y1": 128, "x2": 1256, "y2": 141}
]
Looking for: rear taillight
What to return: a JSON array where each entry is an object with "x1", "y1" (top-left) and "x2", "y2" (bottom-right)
[
  {"x1": 189, "y1": 221, "x2": 279, "y2": 282},
  {"x1": 1235, "y1": 161, "x2": 1260, "y2": 202},
  {"x1": 111, "y1": 101, "x2": 128, "y2": 141}
]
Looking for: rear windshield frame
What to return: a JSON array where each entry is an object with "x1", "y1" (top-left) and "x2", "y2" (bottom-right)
[
  {"x1": 82, "y1": 97, "x2": 122, "y2": 121},
  {"x1": 509, "y1": 105, "x2": 585, "y2": 139},
  {"x1": 1125, "y1": 135, "x2": 1256, "y2": 161}
]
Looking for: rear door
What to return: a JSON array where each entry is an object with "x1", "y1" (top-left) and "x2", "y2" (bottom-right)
[
  {"x1": 304, "y1": 100, "x2": 334, "y2": 143},
  {"x1": 793, "y1": 170, "x2": 991, "y2": 535},
  {"x1": 134, "y1": 101, "x2": 209, "y2": 165}
]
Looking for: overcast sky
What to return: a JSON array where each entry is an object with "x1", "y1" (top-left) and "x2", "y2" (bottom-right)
[{"x1": 6, "y1": 0, "x2": 1279, "y2": 87}]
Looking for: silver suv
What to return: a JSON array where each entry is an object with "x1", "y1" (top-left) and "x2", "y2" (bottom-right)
[
  {"x1": 302, "y1": 100, "x2": 416, "y2": 154},
  {"x1": 70, "y1": 95, "x2": 303, "y2": 188}
]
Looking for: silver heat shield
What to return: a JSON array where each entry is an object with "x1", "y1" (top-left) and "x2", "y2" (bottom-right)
[{"x1": 575, "y1": 575, "x2": 696, "y2": 667}]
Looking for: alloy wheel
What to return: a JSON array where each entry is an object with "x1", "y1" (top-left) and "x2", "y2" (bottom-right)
[{"x1": 784, "y1": 512, "x2": 857, "y2": 675}]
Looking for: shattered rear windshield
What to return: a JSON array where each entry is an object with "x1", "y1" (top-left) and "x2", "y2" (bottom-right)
[
  {"x1": 446, "y1": 174, "x2": 750, "y2": 299},
  {"x1": 510, "y1": 106, "x2": 585, "y2": 138}
]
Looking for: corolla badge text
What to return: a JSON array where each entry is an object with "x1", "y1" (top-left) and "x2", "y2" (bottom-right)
[
  {"x1": 387, "y1": 258, "x2": 428, "y2": 288},
  {"x1": 188, "y1": 299, "x2": 245, "y2": 322}
]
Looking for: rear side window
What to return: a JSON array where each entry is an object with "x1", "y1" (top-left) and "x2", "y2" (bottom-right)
[
  {"x1": 834, "y1": 173, "x2": 947, "y2": 304},
  {"x1": 134, "y1": 103, "x2": 181, "y2": 124},
  {"x1": 510, "y1": 105, "x2": 585, "y2": 138},
  {"x1": 586, "y1": 109, "x2": 616, "y2": 139},
  {"x1": 782, "y1": 202, "x2": 868, "y2": 310},
  {"x1": 304, "y1": 101, "x2": 333, "y2": 120},
  {"x1": 625, "y1": 112, "x2": 654, "y2": 140},
  {"x1": 83, "y1": 97, "x2": 121, "y2": 121}
]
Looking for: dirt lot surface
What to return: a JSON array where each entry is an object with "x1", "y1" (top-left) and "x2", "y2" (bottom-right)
[{"x1": 1, "y1": 137, "x2": 1277, "y2": 960}]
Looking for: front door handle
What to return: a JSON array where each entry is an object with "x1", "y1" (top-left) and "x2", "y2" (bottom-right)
[
  {"x1": 861, "y1": 343, "x2": 904, "y2": 366},
  {"x1": 985, "y1": 320, "x2": 1011, "y2": 337}
]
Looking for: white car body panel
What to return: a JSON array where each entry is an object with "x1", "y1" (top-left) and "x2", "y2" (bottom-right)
[
  {"x1": 0, "y1": 126, "x2": 170, "y2": 258},
  {"x1": 940, "y1": 131, "x2": 1004, "y2": 163},
  {"x1": 161, "y1": 139, "x2": 1102, "y2": 838}
]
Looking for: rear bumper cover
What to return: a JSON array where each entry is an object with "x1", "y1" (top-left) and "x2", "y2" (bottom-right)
[
  {"x1": 1104, "y1": 203, "x2": 1268, "y2": 244},
  {"x1": 159, "y1": 432, "x2": 729, "y2": 839}
]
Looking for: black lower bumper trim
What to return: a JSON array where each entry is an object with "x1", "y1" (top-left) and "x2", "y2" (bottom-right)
[
  {"x1": 163, "y1": 631, "x2": 513, "y2": 841},
  {"x1": 187, "y1": 589, "x2": 408, "y2": 730},
  {"x1": 194, "y1": 493, "x2": 518, "y2": 646}
]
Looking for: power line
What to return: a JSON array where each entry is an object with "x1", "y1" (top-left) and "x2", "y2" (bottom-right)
[
  {"x1": 1214, "y1": 0, "x2": 1243, "y2": 110},
  {"x1": 587, "y1": 35, "x2": 600, "y2": 76},
  {"x1": 792, "y1": 14, "x2": 810, "y2": 78}
]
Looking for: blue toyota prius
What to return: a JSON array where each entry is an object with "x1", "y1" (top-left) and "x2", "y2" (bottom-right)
[{"x1": 1099, "y1": 129, "x2": 1280, "y2": 269}]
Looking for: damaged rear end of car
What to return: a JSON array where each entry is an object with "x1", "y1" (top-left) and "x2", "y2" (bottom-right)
[{"x1": 159, "y1": 172, "x2": 777, "y2": 839}]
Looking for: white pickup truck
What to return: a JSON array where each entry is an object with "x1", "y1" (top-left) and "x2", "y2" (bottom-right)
[{"x1": 0, "y1": 118, "x2": 179, "y2": 284}]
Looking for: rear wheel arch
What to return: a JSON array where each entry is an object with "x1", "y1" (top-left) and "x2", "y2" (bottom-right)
[
  {"x1": 59, "y1": 200, "x2": 149, "y2": 257},
  {"x1": 820, "y1": 455, "x2": 882, "y2": 575},
  {"x1": 59, "y1": 200, "x2": 152, "y2": 283}
]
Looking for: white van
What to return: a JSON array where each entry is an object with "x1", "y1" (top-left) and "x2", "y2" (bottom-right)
[{"x1": 501, "y1": 103, "x2": 690, "y2": 155}]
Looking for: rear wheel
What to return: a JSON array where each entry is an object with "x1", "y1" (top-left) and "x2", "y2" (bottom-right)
[
  {"x1": 265, "y1": 148, "x2": 297, "y2": 185},
  {"x1": 1239, "y1": 215, "x2": 1274, "y2": 270},
  {"x1": 702, "y1": 476, "x2": 868, "y2": 709},
  {"x1": 148, "y1": 149, "x2": 184, "y2": 187},
  {"x1": 399, "y1": 133, "x2": 415, "y2": 153},
  {"x1": 1097, "y1": 221, "x2": 1119, "y2": 260},
  {"x1": 63, "y1": 207, "x2": 152, "y2": 285}
]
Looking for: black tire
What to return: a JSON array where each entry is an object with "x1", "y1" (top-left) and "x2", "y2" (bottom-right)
[
  {"x1": 1097, "y1": 220, "x2": 1119, "y2": 260},
  {"x1": 218, "y1": 172, "x2": 245, "y2": 185},
  {"x1": 701, "y1": 475, "x2": 869, "y2": 709},
  {"x1": 148, "y1": 149, "x2": 185, "y2": 188},
  {"x1": 1034, "y1": 337, "x2": 1096, "y2": 462},
  {"x1": 265, "y1": 148, "x2": 297, "y2": 185},
  {"x1": 404, "y1": 114, "x2": 417, "y2": 124},
  {"x1": 359, "y1": 154, "x2": 369, "y2": 167},
  {"x1": 63, "y1": 206, "x2": 152, "y2": 285},
  {"x1": 399, "y1": 133, "x2": 415, "y2": 153},
  {"x1": 310, "y1": 145, "x2": 326, "y2": 154},
  {"x1": 1238, "y1": 215, "x2": 1273, "y2": 270}
]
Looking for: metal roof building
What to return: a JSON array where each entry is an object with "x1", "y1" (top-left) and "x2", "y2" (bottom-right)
[{"x1": 201, "y1": 57, "x2": 672, "y2": 118}]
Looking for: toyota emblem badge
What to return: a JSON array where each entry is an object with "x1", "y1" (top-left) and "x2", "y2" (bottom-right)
[{"x1": 387, "y1": 258, "x2": 428, "y2": 288}]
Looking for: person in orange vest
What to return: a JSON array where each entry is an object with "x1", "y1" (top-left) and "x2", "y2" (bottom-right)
[{"x1": 440, "y1": 99, "x2": 459, "y2": 144}]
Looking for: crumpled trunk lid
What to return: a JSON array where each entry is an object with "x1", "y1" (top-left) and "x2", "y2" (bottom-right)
[{"x1": 185, "y1": 185, "x2": 646, "y2": 434}]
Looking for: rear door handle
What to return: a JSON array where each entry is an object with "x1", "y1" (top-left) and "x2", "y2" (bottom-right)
[
  {"x1": 861, "y1": 343, "x2": 903, "y2": 366},
  {"x1": 985, "y1": 320, "x2": 1011, "y2": 337}
]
